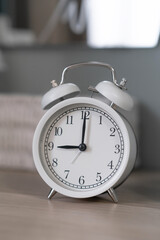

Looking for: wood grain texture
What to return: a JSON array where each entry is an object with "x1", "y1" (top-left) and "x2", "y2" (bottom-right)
[{"x1": 0, "y1": 169, "x2": 160, "y2": 240}]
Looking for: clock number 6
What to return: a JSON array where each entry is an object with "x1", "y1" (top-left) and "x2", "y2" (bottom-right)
[{"x1": 79, "y1": 176, "x2": 85, "y2": 185}]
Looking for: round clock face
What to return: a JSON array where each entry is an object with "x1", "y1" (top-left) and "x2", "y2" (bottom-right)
[{"x1": 33, "y1": 97, "x2": 129, "y2": 198}]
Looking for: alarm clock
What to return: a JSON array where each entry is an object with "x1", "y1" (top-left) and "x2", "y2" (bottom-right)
[{"x1": 32, "y1": 61, "x2": 137, "y2": 203}]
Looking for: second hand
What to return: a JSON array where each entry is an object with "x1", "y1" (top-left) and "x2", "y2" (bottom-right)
[{"x1": 71, "y1": 150, "x2": 82, "y2": 164}]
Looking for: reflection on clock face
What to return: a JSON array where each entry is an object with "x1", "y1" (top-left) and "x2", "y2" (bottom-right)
[{"x1": 39, "y1": 104, "x2": 124, "y2": 191}]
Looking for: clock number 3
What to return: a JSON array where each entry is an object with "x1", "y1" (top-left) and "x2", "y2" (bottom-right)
[{"x1": 114, "y1": 144, "x2": 120, "y2": 154}]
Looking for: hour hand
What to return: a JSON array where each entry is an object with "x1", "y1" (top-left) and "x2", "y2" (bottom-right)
[{"x1": 57, "y1": 145, "x2": 79, "y2": 149}]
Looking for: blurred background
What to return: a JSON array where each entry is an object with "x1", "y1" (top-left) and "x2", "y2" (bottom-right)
[{"x1": 0, "y1": 0, "x2": 160, "y2": 170}]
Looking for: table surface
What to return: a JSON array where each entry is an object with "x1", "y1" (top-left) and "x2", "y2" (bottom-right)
[{"x1": 0, "y1": 169, "x2": 160, "y2": 240}]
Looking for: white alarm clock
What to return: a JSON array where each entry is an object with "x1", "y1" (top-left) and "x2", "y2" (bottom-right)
[{"x1": 32, "y1": 62, "x2": 137, "y2": 202}]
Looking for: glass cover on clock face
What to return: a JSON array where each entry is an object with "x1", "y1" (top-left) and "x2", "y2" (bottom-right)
[{"x1": 39, "y1": 103, "x2": 124, "y2": 191}]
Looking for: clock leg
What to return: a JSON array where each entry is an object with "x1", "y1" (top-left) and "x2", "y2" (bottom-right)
[
  {"x1": 108, "y1": 188, "x2": 118, "y2": 203},
  {"x1": 47, "y1": 188, "x2": 57, "y2": 199}
]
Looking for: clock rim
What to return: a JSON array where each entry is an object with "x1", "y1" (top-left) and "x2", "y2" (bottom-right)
[{"x1": 32, "y1": 97, "x2": 131, "y2": 198}]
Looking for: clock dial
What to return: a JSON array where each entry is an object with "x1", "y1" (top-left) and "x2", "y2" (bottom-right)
[{"x1": 39, "y1": 104, "x2": 124, "y2": 191}]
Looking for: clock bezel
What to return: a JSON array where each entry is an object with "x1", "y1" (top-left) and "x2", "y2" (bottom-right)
[{"x1": 32, "y1": 97, "x2": 131, "y2": 198}]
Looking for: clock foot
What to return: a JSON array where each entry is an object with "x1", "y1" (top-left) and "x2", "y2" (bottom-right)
[
  {"x1": 108, "y1": 188, "x2": 118, "y2": 203},
  {"x1": 48, "y1": 188, "x2": 57, "y2": 199}
]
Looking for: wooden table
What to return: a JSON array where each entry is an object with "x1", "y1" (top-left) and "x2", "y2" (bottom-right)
[{"x1": 0, "y1": 169, "x2": 160, "y2": 240}]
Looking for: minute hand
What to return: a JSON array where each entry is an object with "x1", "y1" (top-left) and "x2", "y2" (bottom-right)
[{"x1": 81, "y1": 112, "x2": 87, "y2": 144}]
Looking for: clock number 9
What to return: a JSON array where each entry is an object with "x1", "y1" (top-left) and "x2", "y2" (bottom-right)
[
  {"x1": 79, "y1": 176, "x2": 85, "y2": 185},
  {"x1": 48, "y1": 142, "x2": 54, "y2": 151}
]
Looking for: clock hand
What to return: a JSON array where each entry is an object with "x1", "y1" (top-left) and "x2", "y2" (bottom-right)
[
  {"x1": 71, "y1": 150, "x2": 82, "y2": 164},
  {"x1": 57, "y1": 145, "x2": 79, "y2": 149},
  {"x1": 81, "y1": 111, "x2": 87, "y2": 144},
  {"x1": 57, "y1": 144, "x2": 86, "y2": 151}
]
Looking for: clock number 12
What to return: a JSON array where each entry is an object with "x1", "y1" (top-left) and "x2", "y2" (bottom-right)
[{"x1": 81, "y1": 111, "x2": 90, "y2": 120}]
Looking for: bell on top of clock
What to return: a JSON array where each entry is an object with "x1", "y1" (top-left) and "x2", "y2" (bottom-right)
[
  {"x1": 95, "y1": 79, "x2": 134, "y2": 111},
  {"x1": 41, "y1": 80, "x2": 80, "y2": 110}
]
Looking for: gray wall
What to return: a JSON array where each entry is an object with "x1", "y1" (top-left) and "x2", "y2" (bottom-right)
[{"x1": 1, "y1": 45, "x2": 160, "y2": 168}]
